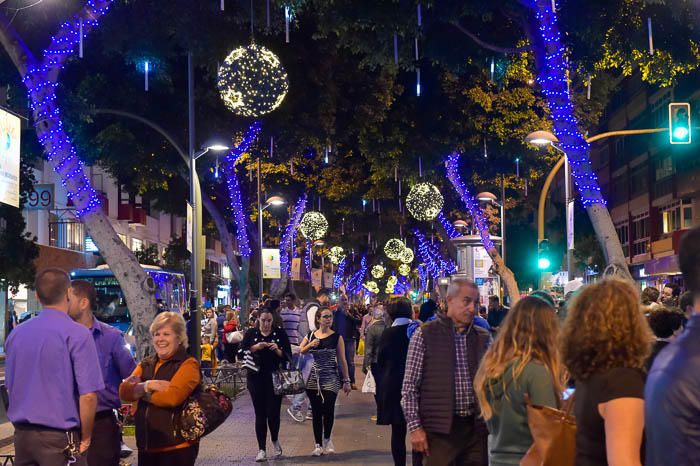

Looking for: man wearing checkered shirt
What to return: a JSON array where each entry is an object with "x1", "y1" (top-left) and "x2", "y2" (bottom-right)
[{"x1": 401, "y1": 278, "x2": 491, "y2": 465}]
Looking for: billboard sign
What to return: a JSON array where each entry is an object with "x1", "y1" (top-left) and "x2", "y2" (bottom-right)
[
  {"x1": 262, "y1": 248, "x2": 281, "y2": 279},
  {"x1": 0, "y1": 107, "x2": 21, "y2": 208}
]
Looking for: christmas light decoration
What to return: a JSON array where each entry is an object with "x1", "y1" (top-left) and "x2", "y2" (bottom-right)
[
  {"x1": 437, "y1": 211, "x2": 461, "y2": 239},
  {"x1": 223, "y1": 121, "x2": 262, "y2": 257},
  {"x1": 399, "y1": 247, "x2": 414, "y2": 264},
  {"x1": 347, "y1": 256, "x2": 368, "y2": 295},
  {"x1": 305, "y1": 239, "x2": 312, "y2": 277},
  {"x1": 445, "y1": 153, "x2": 495, "y2": 251},
  {"x1": 395, "y1": 276, "x2": 411, "y2": 295},
  {"x1": 398, "y1": 263, "x2": 411, "y2": 276},
  {"x1": 279, "y1": 194, "x2": 307, "y2": 275},
  {"x1": 23, "y1": 0, "x2": 116, "y2": 218},
  {"x1": 364, "y1": 281, "x2": 380, "y2": 294},
  {"x1": 333, "y1": 257, "x2": 346, "y2": 289},
  {"x1": 413, "y1": 229, "x2": 457, "y2": 280},
  {"x1": 418, "y1": 264, "x2": 428, "y2": 291},
  {"x1": 371, "y1": 265, "x2": 385, "y2": 279},
  {"x1": 299, "y1": 212, "x2": 328, "y2": 240},
  {"x1": 406, "y1": 182, "x2": 444, "y2": 222},
  {"x1": 531, "y1": 0, "x2": 605, "y2": 207},
  {"x1": 384, "y1": 238, "x2": 406, "y2": 261},
  {"x1": 328, "y1": 246, "x2": 345, "y2": 265},
  {"x1": 217, "y1": 44, "x2": 289, "y2": 117}
]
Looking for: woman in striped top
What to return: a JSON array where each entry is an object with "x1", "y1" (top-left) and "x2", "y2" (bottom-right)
[{"x1": 299, "y1": 307, "x2": 352, "y2": 456}]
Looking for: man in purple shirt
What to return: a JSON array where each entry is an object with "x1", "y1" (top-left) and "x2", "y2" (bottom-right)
[
  {"x1": 69, "y1": 280, "x2": 136, "y2": 466},
  {"x1": 6, "y1": 268, "x2": 104, "y2": 466}
]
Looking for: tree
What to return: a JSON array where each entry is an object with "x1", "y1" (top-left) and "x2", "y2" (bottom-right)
[
  {"x1": 0, "y1": 1, "x2": 157, "y2": 358},
  {"x1": 134, "y1": 244, "x2": 161, "y2": 267}
]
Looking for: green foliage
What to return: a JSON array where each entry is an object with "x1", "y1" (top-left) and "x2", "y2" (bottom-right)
[
  {"x1": 134, "y1": 244, "x2": 161, "y2": 267},
  {"x1": 163, "y1": 236, "x2": 190, "y2": 281}
]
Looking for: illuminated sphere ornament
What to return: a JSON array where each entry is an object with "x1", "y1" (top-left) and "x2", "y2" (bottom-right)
[
  {"x1": 387, "y1": 275, "x2": 398, "y2": 286},
  {"x1": 299, "y1": 212, "x2": 328, "y2": 240},
  {"x1": 328, "y1": 246, "x2": 345, "y2": 265},
  {"x1": 371, "y1": 265, "x2": 385, "y2": 279},
  {"x1": 398, "y1": 264, "x2": 411, "y2": 276},
  {"x1": 364, "y1": 281, "x2": 380, "y2": 294},
  {"x1": 384, "y1": 238, "x2": 406, "y2": 261},
  {"x1": 399, "y1": 247, "x2": 414, "y2": 264},
  {"x1": 217, "y1": 44, "x2": 289, "y2": 117},
  {"x1": 406, "y1": 182, "x2": 444, "y2": 222}
]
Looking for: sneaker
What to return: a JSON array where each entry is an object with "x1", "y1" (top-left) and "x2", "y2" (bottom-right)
[
  {"x1": 323, "y1": 437, "x2": 336, "y2": 454},
  {"x1": 311, "y1": 444, "x2": 323, "y2": 456},
  {"x1": 287, "y1": 407, "x2": 304, "y2": 423},
  {"x1": 255, "y1": 450, "x2": 267, "y2": 462},
  {"x1": 120, "y1": 442, "x2": 133, "y2": 458},
  {"x1": 306, "y1": 410, "x2": 313, "y2": 420},
  {"x1": 272, "y1": 441, "x2": 283, "y2": 457}
]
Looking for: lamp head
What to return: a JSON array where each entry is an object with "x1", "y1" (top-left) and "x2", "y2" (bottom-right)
[
  {"x1": 207, "y1": 144, "x2": 230, "y2": 151},
  {"x1": 525, "y1": 130, "x2": 559, "y2": 147},
  {"x1": 313, "y1": 240, "x2": 326, "y2": 247},
  {"x1": 476, "y1": 192, "x2": 498, "y2": 204},
  {"x1": 453, "y1": 220, "x2": 469, "y2": 229},
  {"x1": 265, "y1": 195, "x2": 286, "y2": 206}
]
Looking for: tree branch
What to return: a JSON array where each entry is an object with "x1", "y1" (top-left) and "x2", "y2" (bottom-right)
[
  {"x1": 450, "y1": 20, "x2": 531, "y2": 54},
  {"x1": 0, "y1": 11, "x2": 36, "y2": 77}
]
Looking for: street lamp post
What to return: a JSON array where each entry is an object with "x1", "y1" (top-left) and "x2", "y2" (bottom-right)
[
  {"x1": 258, "y1": 194, "x2": 286, "y2": 298},
  {"x1": 525, "y1": 130, "x2": 574, "y2": 278}
]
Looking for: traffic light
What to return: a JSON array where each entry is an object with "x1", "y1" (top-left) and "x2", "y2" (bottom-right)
[
  {"x1": 669, "y1": 103, "x2": 691, "y2": 144},
  {"x1": 538, "y1": 239, "x2": 552, "y2": 270}
]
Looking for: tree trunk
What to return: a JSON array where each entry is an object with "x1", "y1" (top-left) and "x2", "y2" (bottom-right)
[
  {"x1": 239, "y1": 258, "x2": 252, "y2": 324},
  {"x1": 0, "y1": 1, "x2": 157, "y2": 358},
  {"x1": 489, "y1": 250, "x2": 520, "y2": 306},
  {"x1": 528, "y1": 0, "x2": 632, "y2": 280}
]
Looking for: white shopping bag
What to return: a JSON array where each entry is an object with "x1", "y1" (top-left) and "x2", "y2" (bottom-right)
[{"x1": 361, "y1": 369, "x2": 376, "y2": 394}]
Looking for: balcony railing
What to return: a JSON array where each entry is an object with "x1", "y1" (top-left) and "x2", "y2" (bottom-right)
[{"x1": 49, "y1": 221, "x2": 84, "y2": 252}]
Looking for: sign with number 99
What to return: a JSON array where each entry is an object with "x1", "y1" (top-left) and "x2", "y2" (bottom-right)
[{"x1": 25, "y1": 184, "x2": 54, "y2": 210}]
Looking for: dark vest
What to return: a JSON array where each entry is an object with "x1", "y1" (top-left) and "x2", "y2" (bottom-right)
[
  {"x1": 419, "y1": 315, "x2": 490, "y2": 434},
  {"x1": 135, "y1": 347, "x2": 195, "y2": 450}
]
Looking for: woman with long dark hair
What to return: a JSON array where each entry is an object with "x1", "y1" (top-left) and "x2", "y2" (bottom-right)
[
  {"x1": 299, "y1": 307, "x2": 352, "y2": 456},
  {"x1": 474, "y1": 296, "x2": 564, "y2": 465},
  {"x1": 240, "y1": 305, "x2": 291, "y2": 462}
]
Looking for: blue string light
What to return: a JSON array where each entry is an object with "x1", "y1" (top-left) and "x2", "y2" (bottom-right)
[
  {"x1": 413, "y1": 228, "x2": 456, "y2": 280},
  {"x1": 418, "y1": 264, "x2": 428, "y2": 291},
  {"x1": 394, "y1": 275, "x2": 411, "y2": 295},
  {"x1": 437, "y1": 211, "x2": 461, "y2": 239},
  {"x1": 279, "y1": 194, "x2": 308, "y2": 276},
  {"x1": 333, "y1": 257, "x2": 346, "y2": 289},
  {"x1": 222, "y1": 121, "x2": 262, "y2": 257},
  {"x1": 23, "y1": 0, "x2": 115, "y2": 218},
  {"x1": 530, "y1": 0, "x2": 605, "y2": 206},
  {"x1": 445, "y1": 152, "x2": 495, "y2": 251},
  {"x1": 305, "y1": 240, "x2": 312, "y2": 278},
  {"x1": 346, "y1": 256, "x2": 368, "y2": 295}
]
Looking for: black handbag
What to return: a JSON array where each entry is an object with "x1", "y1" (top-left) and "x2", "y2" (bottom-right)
[
  {"x1": 272, "y1": 367, "x2": 306, "y2": 395},
  {"x1": 175, "y1": 384, "x2": 233, "y2": 441}
]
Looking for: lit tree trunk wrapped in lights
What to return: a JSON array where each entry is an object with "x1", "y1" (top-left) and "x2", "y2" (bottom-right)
[
  {"x1": 445, "y1": 153, "x2": 521, "y2": 305},
  {"x1": 270, "y1": 194, "x2": 308, "y2": 297},
  {"x1": 527, "y1": 0, "x2": 630, "y2": 279},
  {"x1": 0, "y1": 0, "x2": 156, "y2": 358}
]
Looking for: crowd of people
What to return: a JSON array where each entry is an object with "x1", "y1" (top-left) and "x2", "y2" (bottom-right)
[{"x1": 6, "y1": 225, "x2": 700, "y2": 465}]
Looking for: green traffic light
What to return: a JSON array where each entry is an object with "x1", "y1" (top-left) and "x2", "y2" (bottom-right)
[
  {"x1": 673, "y1": 126, "x2": 689, "y2": 141},
  {"x1": 538, "y1": 257, "x2": 551, "y2": 270}
]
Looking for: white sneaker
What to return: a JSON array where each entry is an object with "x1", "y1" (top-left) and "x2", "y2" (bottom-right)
[
  {"x1": 287, "y1": 407, "x2": 304, "y2": 422},
  {"x1": 306, "y1": 410, "x2": 313, "y2": 420},
  {"x1": 311, "y1": 444, "x2": 323, "y2": 456},
  {"x1": 255, "y1": 450, "x2": 267, "y2": 462},
  {"x1": 272, "y1": 440, "x2": 283, "y2": 457},
  {"x1": 323, "y1": 437, "x2": 336, "y2": 454},
  {"x1": 119, "y1": 442, "x2": 133, "y2": 458}
]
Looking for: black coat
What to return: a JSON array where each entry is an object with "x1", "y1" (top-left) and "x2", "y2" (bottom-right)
[{"x1": 375, "y1": 324, "x2": 410, "y2": 425}]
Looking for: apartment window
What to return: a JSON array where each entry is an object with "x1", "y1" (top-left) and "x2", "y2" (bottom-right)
[
  {"x1": 661, "y1": 200, "x2": 693, "y2": 234},
  {"x1": 631, "y1": 214, "x2": 650, "y2": 257},
  {"x1": 655, "y1": 156, "x2": 673, "y2": 181},
  {"x1": 49, "y1": 220, "x2": 84, "y2": 252},
  {"x1": 629, "y1": 164, "x2": 648, "y2": 198},
  {"x1": 131, "y1": 237, "x2": 143, "y2": 252},
  {"x1": 610, "y1": 175, "x2": 628, "y2": 205},
  {"x1": 616, "y1": 223, "x2": 630, "y2": 257}
]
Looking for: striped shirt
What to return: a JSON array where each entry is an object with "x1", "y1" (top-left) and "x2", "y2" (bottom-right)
[
  {"x1": 280, "y1": 306, "x2": 302, "y2": 345},
  {"x1": 401, "y1": 326, "x2": 477, "y2": 432}
]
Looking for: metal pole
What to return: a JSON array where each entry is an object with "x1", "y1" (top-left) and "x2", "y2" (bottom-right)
[
  {"x1": 500, "y1": 175, "x2": 506, "y2": 266},
  {"x1": 258, "y1": 158, "x2": 264, "y2": 298},
  {"x1": 565, "y1": 155, "x2": 574, "y2": 278},
  {"x1": 187, "y1": 52, "x2": 201, "y2": 359}
]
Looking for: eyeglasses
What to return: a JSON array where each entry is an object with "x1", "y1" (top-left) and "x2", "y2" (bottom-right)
[{"x1": 320, "y1": 315, "x2": 333, "y2": 319}]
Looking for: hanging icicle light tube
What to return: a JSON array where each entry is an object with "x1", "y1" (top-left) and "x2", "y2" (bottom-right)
[
  {"x1": 384, "y1": 238, "x2": 406, "y2": 261},
  {"x1": 406, "y1": 182, "x2": 444, "y2": 221},
  {"x1": 371, "y1": 265, "x2": 386, "y2": 279},
  {"x1": 217, "y1": 44, "x2": 289, "y2": 117},
  {"x1": 328, "y1": 246, "x2": 346, "y2": 265},
  {"x1": 299, "y1": 211, "x2": 328, "y2": 240}
]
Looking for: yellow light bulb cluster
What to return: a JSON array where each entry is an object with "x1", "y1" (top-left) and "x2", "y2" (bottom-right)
[
  {"x1": 398, "y1": 264, "x2": 411, "y2": 276},
  {"x1": 371, "y1": 265, "x2": 385, "y2": 279},
  {"x1": 328, "y1": 246, "x2": 345, "y2": 265},
  {"x1": 217, "y1": 44, "x2": 289, "y2": 117},
  {"x1": 386, "y1": 275, "x2": 398, "y2": 294},
  {"x1": 364, "y1": 281, "x2": 380, "y2": 294},
  {"x1": 400, "y1": 247, "x2": 414, "y2": 264},
  {"x1": 384, "y1": 238, "x2": 406, "y2": 261},
  {"x1": 406, "y1": 182, "x2": 444, "y2": 222},
  {"x1": 299, "y1": 212, "x2": 328, "y2": 240}
]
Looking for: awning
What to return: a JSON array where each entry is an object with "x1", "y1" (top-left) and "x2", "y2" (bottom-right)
[{"x1": 644, "y1": 255, "x2": 681, "y2": 276}]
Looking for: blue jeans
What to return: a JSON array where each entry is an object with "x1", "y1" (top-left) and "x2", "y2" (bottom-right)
[
  {"x1": 290, "y1": 352, "x2": 309, "y2": 411},
  {"x1": 344, "y1": 338, "x2": 356, "y2": 384}
]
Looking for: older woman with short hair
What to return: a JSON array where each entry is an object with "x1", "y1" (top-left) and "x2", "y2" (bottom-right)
[{"x1": 119, "y1": 312, "x2": 201, "y2": 466}]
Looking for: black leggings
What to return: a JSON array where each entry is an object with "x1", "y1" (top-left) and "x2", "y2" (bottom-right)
[
  {"x1": 391, "y1": 421, "x2": 407, "y2": 466},
  {"x1": 248, "y1": 374, "x2": 283, "y2": 450},
  {"x1": 138, "y1": 443, "x2": 199, "y2": 466},
  {"x1": 306, "y1": 389, "x2": 338, "y2": 445}
]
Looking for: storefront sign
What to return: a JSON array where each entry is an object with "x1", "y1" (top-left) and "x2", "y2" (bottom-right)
[
  {"x1": 473, "y1": 246, "x2": 493, "y2": 279},
  {"x1": 0, "y1": 107, "x2": 20, "y2": 208},
  {"x1": 262, "y1": 248, "x2": 281, "y2": 279}
]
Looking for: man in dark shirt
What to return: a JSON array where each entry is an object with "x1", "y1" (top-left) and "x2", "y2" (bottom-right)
[
  {"x1": 646, "y1": 226, "x2": 700, "y2": 465},
  {"x1": 6, "y1": 269, "x2": 104, "y2": 466},
  {"x1": 69, "y1": 280, "x2": 136, "y2": 466},
  {"x1": 332, "y1": 294, "x2": 361, "y2": 388},
  {"x1": 486, "y1": 295, "x2": 508, "y2": 330}
]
